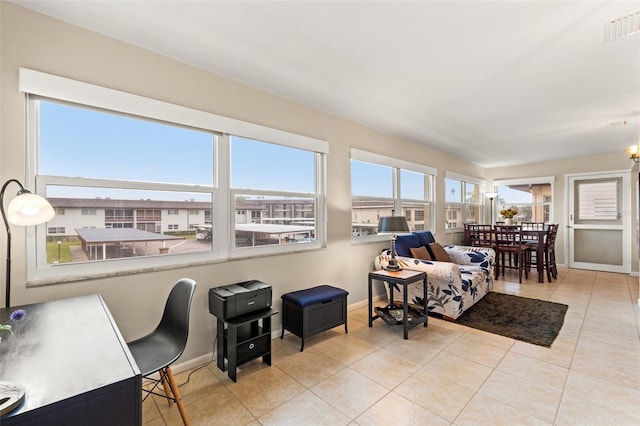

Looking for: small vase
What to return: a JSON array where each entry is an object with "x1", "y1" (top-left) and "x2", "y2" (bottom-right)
[{"x1": 504, "y1": 218, "x2": 513, "y2": 225}]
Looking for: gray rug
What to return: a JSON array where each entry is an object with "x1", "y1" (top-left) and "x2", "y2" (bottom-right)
[{"x1": 456, "y1": 292, "x2": 568, "y2": 347}]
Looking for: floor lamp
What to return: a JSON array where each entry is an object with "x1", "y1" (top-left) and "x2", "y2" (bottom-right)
[
  {"x1": 1, "y1": 179, "x2": 55, "y2": 308},
  {"x1": 377, "y1": 216, "x2": 411, "y2": 271},
  {"x1": 484, "y1": 192, "x2": 498, "y2": 225}
]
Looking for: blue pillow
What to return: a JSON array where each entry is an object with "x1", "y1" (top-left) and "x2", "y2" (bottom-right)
[
  {"x1": 394, "y1": 234, "x2": 421, "y2": 257},
  {"x1": 413, "y1": 231, "x2": 435, "y2": 246}
]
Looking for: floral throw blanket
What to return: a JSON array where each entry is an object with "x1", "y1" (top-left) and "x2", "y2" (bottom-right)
[{"x1": 374, "y1": 245, "x2": 495, "y2": 320}]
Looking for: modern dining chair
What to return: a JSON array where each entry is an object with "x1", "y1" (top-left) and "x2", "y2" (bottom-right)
[{"x1": 127, "y1": 278, "x2": 197, "y2": 426}]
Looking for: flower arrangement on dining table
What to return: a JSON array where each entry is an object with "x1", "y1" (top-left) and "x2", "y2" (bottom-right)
[{"x1": 499, "y1": 206, "x2": 519, "y2": 219}]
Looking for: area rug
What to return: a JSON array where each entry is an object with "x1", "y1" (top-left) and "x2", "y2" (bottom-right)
[{"x1": 455, "y1": 292, "x2": 568, "y2": 347}]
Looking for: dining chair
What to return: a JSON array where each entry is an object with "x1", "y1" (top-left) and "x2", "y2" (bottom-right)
[
  {"x1": 494, "y1": 227, "x2": 530, "y2": 283},
  {"x1": 545, "y1": 224, "x2": 559, "y2": 280},
  {"x1": 468, "y1": 224, "x2": 493, "y2": 248},
  {"x1": 524, "y1": 224, "x2": 558, "y2": 282},
  {"x1": 521, "y1": 222, "x2": 545, "y2": 230},
  {"x1": 494, "y1": 224, "x2": 521, "y2": 231},
  {"x1": 463, "y1": 223, "x2": 471, "y2": 245},
  {"x1": 521, "y1": 223, "x2": 545, "y2": 275},
  {"x1": 127, "y1": 278, "x2": 197, "y2": 426}
]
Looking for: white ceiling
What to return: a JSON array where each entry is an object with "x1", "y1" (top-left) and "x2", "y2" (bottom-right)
[{"x1": 11, "y1": 0, "x2": 640, "y2": 167}]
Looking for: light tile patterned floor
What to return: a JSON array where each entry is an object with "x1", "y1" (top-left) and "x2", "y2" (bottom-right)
[{"x1": 143, "y1": 267, "x2": 640, "y2": 425}]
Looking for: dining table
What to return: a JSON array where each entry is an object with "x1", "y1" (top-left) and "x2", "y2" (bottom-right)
[{"x1": 465, "y1": 224, "x2": 551, "y2": 283}]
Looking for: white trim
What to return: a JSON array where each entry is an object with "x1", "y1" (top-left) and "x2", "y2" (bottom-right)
[
  {"x1": 493, "y1": 176, "x2": 555, "y2": 186},
  {"x1": 445, "y1": 171, "x2": 483, "y2": 185},
  {"x1": 565, "y1": 171, "x2": 631, "y2": 274},
  {"x1": 350, "y1": 148, "x2": 437, "y2": 176},
  {"x1": 22, "y1": 70, "x2": 328, "y2": 284},
  {"x1": 19, "y1": 68, "x2": 328, "y2": 154}
]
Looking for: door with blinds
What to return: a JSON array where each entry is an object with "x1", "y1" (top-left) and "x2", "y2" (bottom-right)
[{"x1": 567, "y1": 172, "x2": 630, "y2": 273}]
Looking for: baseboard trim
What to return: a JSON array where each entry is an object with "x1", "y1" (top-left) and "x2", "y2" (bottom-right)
[{"x1": 171, "y1": 294, "x2": 387, "y2": 374}]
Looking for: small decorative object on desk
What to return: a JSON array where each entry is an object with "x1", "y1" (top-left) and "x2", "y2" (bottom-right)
[
  {"x1": 0, "y1": 309, "x2": 28, "y2": 416},
  {"x1": 0, "y1": 381, "x2": 26, "y2": 417},
  {"x1": 0, "y1": 309, "x2": 26, "y2": 337}
]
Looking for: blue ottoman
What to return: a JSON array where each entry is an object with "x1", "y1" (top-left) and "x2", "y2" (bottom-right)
[{"x1": 280, "y1": 285, "x2": 348, "y2": 351}]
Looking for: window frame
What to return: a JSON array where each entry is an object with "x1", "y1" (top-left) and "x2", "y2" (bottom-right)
[
  {"x1": 493, "y1": 176, "x2": 555, "y2": 223},
  {"x1": 21, "y1": 68, "x2": 328, "y2": 284},
  {"x1": 444, "y1": 172, "x2": 484, "y2": 232},
  {"x1": 350, "y1": 149, "x2": 436, "y2": 242}
]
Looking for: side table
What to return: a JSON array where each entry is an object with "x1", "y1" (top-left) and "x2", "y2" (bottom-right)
[{"x1": 368, "y1": 269, "x2": 428, "y2": 339}]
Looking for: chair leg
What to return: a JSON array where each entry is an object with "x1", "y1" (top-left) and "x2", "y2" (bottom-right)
[
  {"x1": 160, "y1": 373, "x2": 173, "y2": 407},
  {"x1": 517, "y1": 253, "x2": 523, "y2": 283},
  {"x1": 164, "y1": 366, "x2": 190, "y2": 426}
]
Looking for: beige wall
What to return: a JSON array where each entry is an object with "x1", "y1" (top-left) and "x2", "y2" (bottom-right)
[
  {"x1": 2, "y1": 4, "x2": 637, "y2": 365},
  {"x1": 486, "y1": 155, "x2": 637, "y2": 273},
  {"x1": 0, "y1": 3, "x2": 484, "y2": 362}
]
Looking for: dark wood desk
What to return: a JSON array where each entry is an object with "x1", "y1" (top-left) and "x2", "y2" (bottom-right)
[{"x1": 0, "y1": 294, "x2": 141, "y2": 425}]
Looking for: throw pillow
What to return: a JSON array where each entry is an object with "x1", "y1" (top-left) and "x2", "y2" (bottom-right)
[
  {"x1": 394, "y1": 234, "x2": 421, "y2": 257},
  {"x1": 409, "y1": 246, "x2": 432, "y2": 260},
  {"x1": 428, "y1": 242, "x2": 451, "y2": 262},
  {"x1": 413, "y1": 231, "x2": 436, "y2": 246}
]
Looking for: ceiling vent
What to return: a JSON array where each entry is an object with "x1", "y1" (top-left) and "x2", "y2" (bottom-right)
[{"x1": 604, "y1": 9, "x2": 640, "y2": 42}]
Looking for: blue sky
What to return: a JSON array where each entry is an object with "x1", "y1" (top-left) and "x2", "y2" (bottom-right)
[
  {"x1": 40, "y1": 101, "x2": 447, "y2": 202},
  {"x1": 39, "y1": 101, "x2": 315, "y2": 199},
  {"x1": 40, "y1": 102, "x2": 213, "y2": 186}
]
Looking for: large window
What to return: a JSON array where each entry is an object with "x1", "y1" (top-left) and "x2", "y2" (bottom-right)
[
  {"x1": 444, "y1": 173, "x2": 483, "y2": 230},
  {"x1": 37, "y1": 100, "x2": 215, "y2": 269},
  {"x1": 351, "y1": 149, "x2": 435, "y2": 239},
  {"x1": 494, "y1": 177, "x2": 554, "y2": 223},
  {"x1": 21, "y1": 68, "x2": 327, "y2": 282},
  {"x1": 231, "y1": 136, "x2": 321, "y2": 248}
]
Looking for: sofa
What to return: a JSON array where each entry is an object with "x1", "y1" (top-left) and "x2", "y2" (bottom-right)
[{"x1": 374, "y1": 231, "x2": 495, "y2": 320}]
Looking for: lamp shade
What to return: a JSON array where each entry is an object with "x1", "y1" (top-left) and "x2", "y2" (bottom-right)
[
  {"x1": 484, "y1": 192, "x2": 498, "y2": 199},
  {"x1": 7, "y1": 191, "x2": 55, "y2": 226},
  {"x1": 377, "y1": 216, "x2": 410, "y2": 234}
]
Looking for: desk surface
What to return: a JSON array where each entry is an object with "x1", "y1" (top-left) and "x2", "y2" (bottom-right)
[{"x1": 0, "y1": 294, "x2": 141, "y2": 424}]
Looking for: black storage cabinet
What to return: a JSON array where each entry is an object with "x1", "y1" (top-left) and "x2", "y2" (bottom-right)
[{"x1": 280, "y1": 285, "x2": 348, "y2": 351}]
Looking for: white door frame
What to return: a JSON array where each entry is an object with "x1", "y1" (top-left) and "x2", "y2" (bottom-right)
[{"x1": 566, "y1": 170, "x2": 631, "y2": 273}]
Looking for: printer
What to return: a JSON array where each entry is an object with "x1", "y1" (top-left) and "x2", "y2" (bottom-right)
[{"x1": 208, "y1": 280, "x2": 272, "y2": 320}]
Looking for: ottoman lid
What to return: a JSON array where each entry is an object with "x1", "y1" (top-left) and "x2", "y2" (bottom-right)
[{"x1": 281, "y1": 285, "x2": 348, "y2": 307}]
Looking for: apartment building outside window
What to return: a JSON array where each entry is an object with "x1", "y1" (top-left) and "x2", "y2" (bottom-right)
[
  {"x1": 231, "y1": 136, "x2": 322, "y2": 248},
  {"x1": 350, "y1": 149, "x2": 436, "y2": 239},
  {"x1": 494, "y1": 177, "x2": 554, "y2": 223},
  {"x1": 444, "y1": 173, "x2": 483, "y2": 230},
  {"x1": 21, "y1": 68, "x2": 327, "y2": 283}
]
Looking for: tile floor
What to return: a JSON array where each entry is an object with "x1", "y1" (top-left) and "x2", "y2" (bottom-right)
[{"x1": 143, "y1": 267, "x2": 640, "y2": 425}]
